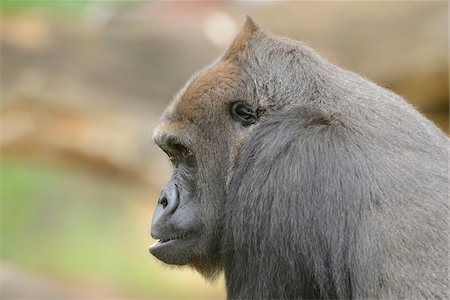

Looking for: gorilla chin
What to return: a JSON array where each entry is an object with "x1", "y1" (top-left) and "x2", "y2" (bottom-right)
[{"x1": 149, "y1": 234, "x2": 199, "y2": 265}]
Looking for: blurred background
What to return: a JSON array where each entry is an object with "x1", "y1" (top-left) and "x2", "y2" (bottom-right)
[{"x1": 0, "y1": 1, "x2": 448, "y2": 299}]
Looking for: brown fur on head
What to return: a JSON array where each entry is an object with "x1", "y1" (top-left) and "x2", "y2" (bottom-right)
[
  {"x1": 223, "y1": 15, "x2": 259, "y2": 60},
  {"x1": 160, "y1": 16, "x2": 260, "y2": 124}
]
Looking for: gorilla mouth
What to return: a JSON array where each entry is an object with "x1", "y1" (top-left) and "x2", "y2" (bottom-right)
[
  {"x1": 157, "y1": 233, "x2": 189, "y2": 244},
  {"x1": 149, "y1": 232, "x2": 191, "y2": 251}
]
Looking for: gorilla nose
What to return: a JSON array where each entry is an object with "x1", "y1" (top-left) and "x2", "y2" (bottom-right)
[{"x1": 151, "y1": 182, "x2": 179, "y2": 232}]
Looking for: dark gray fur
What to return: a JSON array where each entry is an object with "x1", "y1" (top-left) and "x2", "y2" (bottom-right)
[{"x1": 151, "y1": 19, "x2": 449, "y2": 299}]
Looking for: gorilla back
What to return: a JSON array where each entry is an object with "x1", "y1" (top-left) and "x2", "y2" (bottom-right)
[{"x1": 150, "y1": 17, "x2": 449, "y2": 299}]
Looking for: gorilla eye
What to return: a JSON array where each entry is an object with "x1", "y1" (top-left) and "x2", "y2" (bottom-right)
[
  {"x1": 170, "y1": 143, "x2": 192, "y2": 160},
  {"x1": 230, "y1": 102, "x2": 258, "y2": 126},
  {"x1": 179, "y1": 145, "x2": 192, "y2": 159}
]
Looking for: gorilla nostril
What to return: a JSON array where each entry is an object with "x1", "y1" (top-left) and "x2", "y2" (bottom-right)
[
  {"x1": 156, "y1": 182, "x2": 179, "y2": 215},
  {"x1": 160, "y1": 197, "x2": 168, "y2": 209}
]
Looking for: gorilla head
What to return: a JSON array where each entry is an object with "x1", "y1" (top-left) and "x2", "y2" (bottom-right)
[{"x1": 149, "y1": 17, "x2": 449, "y2": 299}]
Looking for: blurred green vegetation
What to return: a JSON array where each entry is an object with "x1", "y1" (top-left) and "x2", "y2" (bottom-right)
[
  {"x1": 0, "y1": 156, "x2": 223, "y2": 299},
  {"x1": 1, "y1": 0, "x2": 131, "y2": 16},
  {"x1": 2, "y1": 0, "x2": 90, "y2": 15}
]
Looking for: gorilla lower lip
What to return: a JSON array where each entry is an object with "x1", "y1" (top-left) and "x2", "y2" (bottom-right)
[{"x1": 149, "y1": 232, "x2": 199, "y2": 266}]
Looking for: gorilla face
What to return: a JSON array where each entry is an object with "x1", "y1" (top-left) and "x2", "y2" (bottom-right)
[
  {"x1": 149, "y1": 57, "x2": 257, "y2": 273},
  {"x1": 149, "y1": 17, "x2": 264, "y2": 273}
]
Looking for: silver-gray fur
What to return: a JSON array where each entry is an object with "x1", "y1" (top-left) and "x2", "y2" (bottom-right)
[{"x1": 150, "y1": 17, "x2": 449, "y2": 299}]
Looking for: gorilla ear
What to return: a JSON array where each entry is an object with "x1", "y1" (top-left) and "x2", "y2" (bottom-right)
[{"x1": 223, "y1": 15, "x2": 260, "y2": 60}]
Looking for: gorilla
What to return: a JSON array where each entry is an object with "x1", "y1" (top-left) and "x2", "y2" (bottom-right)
[{"x1": 149, "y1": 17, "x2": 449, "y2": 299}]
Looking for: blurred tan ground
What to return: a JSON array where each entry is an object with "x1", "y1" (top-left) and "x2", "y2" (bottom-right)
[{"x1": 0, "y1": 1, "x2": 448, "y2": 299}]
